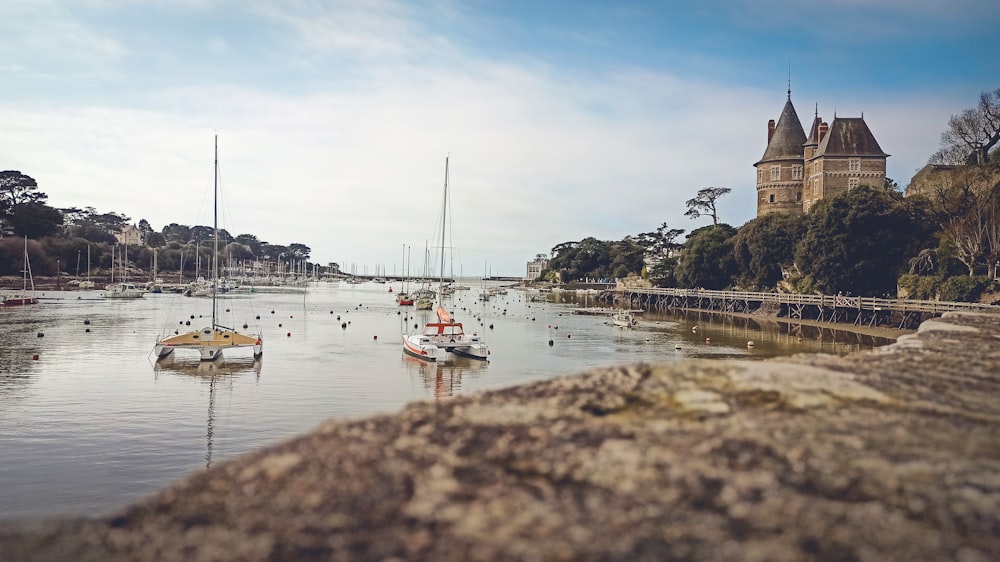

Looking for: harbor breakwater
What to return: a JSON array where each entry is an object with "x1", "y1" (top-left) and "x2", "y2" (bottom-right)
[{"x1": 2, "y1": 311, "x2": 999, "y2": 561}]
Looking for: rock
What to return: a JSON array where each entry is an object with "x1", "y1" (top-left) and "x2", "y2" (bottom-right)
[{"x1": 1, "y1": 311, "x2": 999, "y2": 561}]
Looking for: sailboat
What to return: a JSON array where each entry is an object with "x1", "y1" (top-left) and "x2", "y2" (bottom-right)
[
  {"x1": 154, "y1": 135, "x2": 263, "y2": 362},
  {"x1": 78, "y1": 244, "x2": 95, "y2": 289},
  {"x1": 402, "y1": 156, "x2": 489, "y2": 362},
  {"x1": 103, "y1": 244, "x2": 144, "y2": 298},
  {"x1": 1, "y1": 236, "x2": 39, "y2": 306}
]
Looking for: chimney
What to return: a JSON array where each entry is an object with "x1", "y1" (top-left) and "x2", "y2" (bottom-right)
[
  {"x1": 818, "y1": 122, "x2": 829, "y2": 143},
  {"x1": 767, "y1": 119, "x2": 776, "y2": 142}
]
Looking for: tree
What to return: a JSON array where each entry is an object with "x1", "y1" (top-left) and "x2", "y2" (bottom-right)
[
  {"x1": 675, "y1": 224, "x2": 738, "y2": 289},
  {"x1": 0, "y1": 171, "x2": 46, "y2": 222},
  {"x1": 930, "y1": 88, "x2": 1000, "y2": 166},
  {"x1": 162, "y1": 223, "x2": 192, "y2": 243},
  {"x1": 634, "y1": 222, "x2": 684, "y2": 283},
  {"x1": 60, "y1": 207, "x2": 127, "y2": 244},
  {"x1": 794, "y1": 185, "x2": 936, "y2": 296},
  {"x1": 732, "y1": 212, "x2": 807, "y2": 289},
  {"x1": 8, "y1": 203, "x2": 64, "y2": 238},
  {"x1": 684, "y1": 187, "x2": 731, "y2": 225}
]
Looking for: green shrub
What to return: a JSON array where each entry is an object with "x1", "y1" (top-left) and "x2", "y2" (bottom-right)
[
  {"x1": 897, "y1": 274, "x2": 944, "y2": 300},
  {"x1": 939, "y1": 276, "x2": 991, "y2": 302}
]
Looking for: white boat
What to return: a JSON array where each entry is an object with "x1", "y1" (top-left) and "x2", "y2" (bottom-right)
[
  {"x1": 402, "y1": 156, "x2": 489, "y2": 362},
  {"x1": 103, "y1": 245, "x2": 144, "y2": 298},
  {"x1": 154, "y1": 135, "x2": 263, "y2": 362},
  {"x1": 103, "y1": 282, "x2": 145, "y2": 299},
  {"x1": 1, "y1": 237, "x2": 39, "y2": 306},
  {"x1": 611, "y1": 311, "x2": 639, "y2": 328},
  {"x1": 403, "y1": 306, "x2": 489, "y2": 361}
]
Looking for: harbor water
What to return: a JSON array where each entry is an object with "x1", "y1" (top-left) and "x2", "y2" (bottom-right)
[{"x1": 0, "y1": 281, "x2": 894, "y2": 519}]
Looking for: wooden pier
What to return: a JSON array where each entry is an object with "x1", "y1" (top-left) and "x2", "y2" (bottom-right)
[{"x1": 603, "y1": 287, "x2": 999, "y2": 330}]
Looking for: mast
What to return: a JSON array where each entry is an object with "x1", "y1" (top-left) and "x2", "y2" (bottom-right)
[
  {"x1": 211, "y1": 134, "x2": 219, "y2": 328},
  {"x1": 438, "y1": 156, "x2": 448, "y2": 302}
]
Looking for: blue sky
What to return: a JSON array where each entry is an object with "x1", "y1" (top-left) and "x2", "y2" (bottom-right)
[{"x1": 2, "y1": 0, "x2": 998, "y2": 276}]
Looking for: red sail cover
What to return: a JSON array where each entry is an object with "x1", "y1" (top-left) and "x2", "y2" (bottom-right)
[{"x1": 436, "y1": 306, "x2": 452, "y2": 323}]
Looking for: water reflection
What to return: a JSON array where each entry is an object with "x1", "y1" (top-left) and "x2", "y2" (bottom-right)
[
  {"x1": 402, "y1": 355, "x2": 489, "y2": 399},
  {"x1": 152, "y1": 357, "x2": 262, "y2": 468}
]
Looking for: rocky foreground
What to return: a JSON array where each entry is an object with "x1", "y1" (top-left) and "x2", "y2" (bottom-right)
[{"x1": 2, "y1": 312, "x2": 999, "y2": 561}]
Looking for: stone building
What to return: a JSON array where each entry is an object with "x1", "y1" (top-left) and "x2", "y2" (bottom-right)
[
  {"x1": 115, "y1": 223, "x2": 143, "y2": 246},
  {"x1": 754, "y1": 90, "x2": 889, "y2": 216}
]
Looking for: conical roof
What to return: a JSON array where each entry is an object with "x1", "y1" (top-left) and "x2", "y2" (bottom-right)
[{"x1": 756, "y1": 97, "x2": 806, "y2": 165}]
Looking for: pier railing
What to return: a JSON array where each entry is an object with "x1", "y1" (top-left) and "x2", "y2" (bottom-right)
[{"x1": 606, "y1": 287, "x2": 999, "y2": 329}]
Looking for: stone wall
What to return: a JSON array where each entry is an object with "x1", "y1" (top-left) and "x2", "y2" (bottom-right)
[{"x1": 2, "y1": 312, "x2": 999, "y2": 561}]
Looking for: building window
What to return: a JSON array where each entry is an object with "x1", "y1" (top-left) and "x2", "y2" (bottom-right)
[
  {"x1": 769, "y1": 194, "x2": 775, "y2": 203},
  {"x1": 849, "y1": 159, "x2": 861, "y2": 172},
  {"x1": 757, "y1": 168, "x2": 763, "y2": 183},
  {"x1": 813, "y1": 180, "x2": 819, "y2": 196},
  {"x1": 792, "y1": 165, "x2": 802, "y2": 180},
  {"x1": 796, "y1": 191, "x2": 802, "y2": 202},
  {"x1": 849, "y1": 177, "x2": 859, "y2": 190},
  {"x1": 770, "y1": 166, "x2": 780, "y2": 181}
]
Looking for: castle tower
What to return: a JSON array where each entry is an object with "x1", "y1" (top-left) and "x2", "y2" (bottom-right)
[
  {"x1": 803, "y1": 116, "x2": 889, "y2": 212},
  {"x1": 754, "y1": 91, "x2": 806, "y2": 216}
]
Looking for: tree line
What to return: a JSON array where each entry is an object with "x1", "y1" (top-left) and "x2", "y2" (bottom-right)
[
  {"x1": 544, "y1": 88, "x2": 1000, "y2": 302},
  {"x1": 0, "y1": 177, "x2": 329, "y2": 278}
]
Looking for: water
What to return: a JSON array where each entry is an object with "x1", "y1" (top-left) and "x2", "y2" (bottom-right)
[{"x1": 0, "y1": 281, "x2": 893, "y2": 519}]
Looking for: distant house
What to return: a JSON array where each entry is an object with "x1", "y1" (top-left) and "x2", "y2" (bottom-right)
[
  {"x1": 116, "y1": 224, "x2": 143, "y2": 246},
  {"x1": 754, "y1": 89, "x2": 888, "y2": 216},
  {"x1": 906, "y1": 164, "x2": 957, "y2": 198},
  {"x1": 526, "y1": 255, "x2": 549, "y2": 280}
]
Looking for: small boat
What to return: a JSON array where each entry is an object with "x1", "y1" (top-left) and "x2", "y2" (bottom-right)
[
  {"x1": 1, "y1": 237, "x2": 39, "y2": 306},
  {"x1": 154, "y1": 135, "x2": 263, "y2": 362},
  {"x1": 611, "y1": 311, "x2": 639, "y2": 328},
  {"x1": 397, "y1": 293, "x2": 414, "y2": 306},
  {"x1": 103, "y1": 282, "x2": 145, "y2": 299},
  {"x1": 403, "y1": 306, "x2": 489, "y2": 362},
  {"x1": 103, "y1": 245, "x2": 144, "y2": 298}
]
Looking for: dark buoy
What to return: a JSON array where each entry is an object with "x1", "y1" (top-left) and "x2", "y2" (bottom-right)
[
  {"x1": 373, "y1": 335, "x2": 378, "y2": 341},
  {"x1": 337, "y1": 315, "x2": 341, "y2": 321},
  {"x1": 548, "y1": 339, "x2": 554, "y2": 346},
  {"x1": 32, "y1": 354, "x2": 40, "y2": 360},
  {"x1": 567, "y1": 334, "x2": 571, "y2": 338},
  {"x1": 185, "y1": 320, "x2": 191, "y2": 326},
  {"x1": 290, "y1": 315, "x2": 293, "y2": 318},
  {"x1": 85, "y1": 328, "x2": 91, "y2": 333},
  {"x1": 342, "y1": 322, "x2": 347, "y2": 329},
  {"x1": 190, "y1": 314, "x2": 195, "y2": 319},
  {"x1": 287, "y1": 332, "x2": 291, "y2": 337},
  {"x1": 83, "y1": 319, "x2": 91, "y2": 325},
  {"x1": 271, "y1": 310, "x2": 275, "y2": 314},
  {"x1": 278, "y1": 323, "x2": 283, "y2": 327},
  {"x1": 256, "y1": 315, "x2": 260, "y2": 320},
  {"x1": 225, "y1": 308, "x2": 230, "y2": 312},
  {"x1": 243, "y1": 323, "x2": 248, "y2": 329},
  {"x1": 489, "y1": 324, "x2": 494, "y2": 329},
  {"x1": 413, "y1": 323, "x2": 418, "y2": 329},
  {"x1": 37, "y1": 332, "x2": 44, "y2": 338}
]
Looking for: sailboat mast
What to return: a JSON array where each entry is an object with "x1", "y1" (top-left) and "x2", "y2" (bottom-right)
[
  {"x1": 438, "y1": 156, "x2": 448, "y2": 300},
  {"x1": 211, "y1": 134, "x2": 219, "y2": 328}
]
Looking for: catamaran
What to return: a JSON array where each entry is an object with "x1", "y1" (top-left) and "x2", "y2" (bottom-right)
[
  {"x1": 402, "y1": 156, "x2": 489, "y2": 362},
  {"x1": 154, "y1": 135, "x2": 263, "y2": 361}
]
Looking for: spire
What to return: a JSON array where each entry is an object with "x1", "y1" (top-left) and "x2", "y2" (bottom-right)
[{"x1": 787, "y1": 61, "x2": 791, "y2": 100}]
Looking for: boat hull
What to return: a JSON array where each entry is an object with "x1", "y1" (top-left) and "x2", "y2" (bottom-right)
[{"x1": 156, "y1": 328, "x2": 263, "y2": 361}]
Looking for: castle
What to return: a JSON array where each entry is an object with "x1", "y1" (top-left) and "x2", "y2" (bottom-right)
[{"x1": 754, "y1": 89, "x2": 888, "y2": 216}]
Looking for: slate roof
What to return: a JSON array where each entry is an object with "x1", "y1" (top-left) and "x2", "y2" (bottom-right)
[
  {"x1": 755, "y1": 98, "x2": 806, "y2": 165},
  {"x1": 814, "y1": 117, "x2": 889, "y2": 158}
]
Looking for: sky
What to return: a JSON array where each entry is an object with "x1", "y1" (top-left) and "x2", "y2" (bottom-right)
[{"x1": 2, "y1": 0, "x2": 998, "y2": 277}]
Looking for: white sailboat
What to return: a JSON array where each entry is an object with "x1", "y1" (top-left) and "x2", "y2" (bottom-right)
[
  {"x1": 154, "y1": 135, "x2": 263, "y2": 362},
  {"x1": 1, "y1": 236, "x2": 39, "y2": 306},
  {"x1": 402, "y1": 156, "x2": 489, "y2": 362},
  {"x1": 103, "y1": 244, "x2": 144, "y2": 298},
  {"x1": 78, "y1": 244, "x2": 95, "y2": 289}
]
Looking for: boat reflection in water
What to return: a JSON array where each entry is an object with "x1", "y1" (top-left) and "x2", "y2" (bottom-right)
[
  {"x1": 402, "y1": 355, "x2": 488, "y2": 399},
  {"x1": 153, "y1": 357, "x2": 262, "y2": 468}
]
